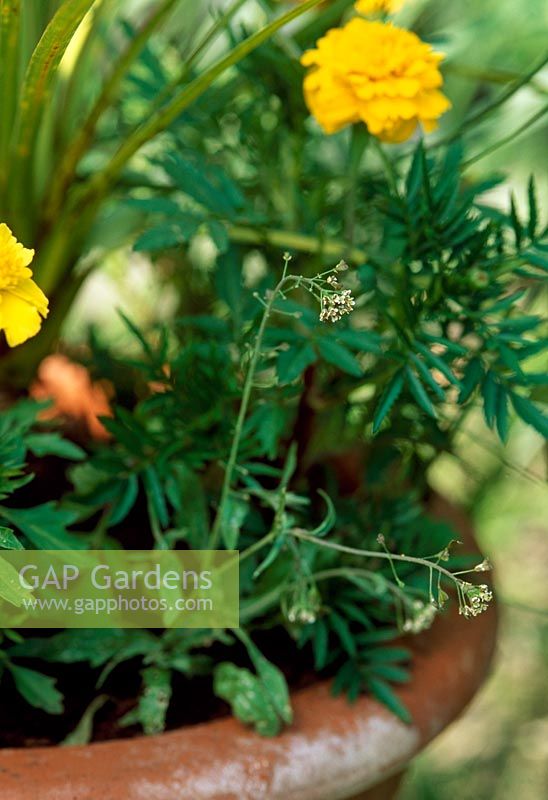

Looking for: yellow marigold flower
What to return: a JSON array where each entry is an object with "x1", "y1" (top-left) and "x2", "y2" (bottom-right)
[
  {"x1": 301, "y1": 19, "x2": 451, "y2": 142},
  {"x1": 0, "y1": 223, "x2": 49, "y2": 347},
  {"x1": 355, "y1": 0, "x2": 404, "y2": 14}
]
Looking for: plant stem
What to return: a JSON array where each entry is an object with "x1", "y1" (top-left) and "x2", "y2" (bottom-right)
[
  {"x1": 455, "y1": 51, "x2": 548, "y2": 134},
  {"x1": 227, "y1": 223, "x2": 367, "y2": 263},
  {"x1": 288, "y1": 529, "x2": 461, "y2": 586},
  {"x1": 344, "y1": 127, "x2": 369, "y2": 256},
  {"x1": 371, "y1": 137, "x2": 399, "y2": 193},
  {"x1": 462, "y1": 104, "x2": 548, "y2": 169},
  {"x1": 238, "y1": 530, "x2": 277, "y2": 565},
  {"x1": 210, "y1": 269, "x2": 292, "y2": 548}
]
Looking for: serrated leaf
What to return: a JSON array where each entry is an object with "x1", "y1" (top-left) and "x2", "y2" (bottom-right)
[
  {"x1": 220, "y1": 494, "x2": 249, "y2": 550},
  {"x1": 372, "y1": 370, "x2": 404, "y2": 433},
  {"x1": 8, "y1": 664, "x2": 64, "y2": 714},
  {"x1": 458, "y1": 358, "x2": 483, "y2": 404},
  {"x1": 25, "y1": 434, "x2": 86, "y2": 461},
  {"x1": 409, "y1": 354, "x2": 445, "y2": 400},
  {"x1": 312, "y1": 619, "x2": 329, "y2": 670},
  {"x1": 496, "y1": 386, "x2": 509, "y2": 442},
  {"x1": 317, "y1": 338, "x2": 363, "y2": 377},
  {"x1": 334, "y1": 328, "x2": 382, "y2": 354},
  {"x1": 527, "y1": 176, "x2": 538, "y2": 239},
  {"x1": 405, "y1": 367, "x2": 437, "y2": 418},
  {"x1": 213, "y1": 662, "x2": 281, "y2": 736},
  {"x1": 510, "y1": 393, "x2": 548, "y2": 438},
  {"x1": 481, "y1": 372, "x2": 498, "y2": 429},
  {"x1": 239, "y1": 633, "x2": 293, "y2": 726},
  {"x1": 509, "y1": 194, "x2": 523, "y2": 248},
  {"x1": 330, "y1": 611, "x2": 357, "y2": 657},
  {"x1": 0, "y1": 527, "x2": 23, "y2": 550},
  {"x1": 109, "y1": 475, "x2": 139, "y2": 526},
  {"x1": 207, "y1": 219, "x2": 230, "y2": 253},
  {"x1": 414, "y1": 343, "x2": 460, "y2": 387},
  {"x1": 9, "y1": 629, "x2": 156, "y2": 668},
  {"x1": 120, "y1": 667, "x2": 172, "y2": 735},
  {"x1": 0, "y1": 556, "x2": 33, "y2": 606},
  {"x1": 367, "y1": 676, "x2": 411, "y2": 724},
  {"x1": 0, "y1": 503, "x2": 84, "y2": 550},
  {"x1": 277, "y1": 342, "x2": 316, "y2": 384},
  {"x1": 133, "y1": 218, "x2": 200, "y2": 252}
]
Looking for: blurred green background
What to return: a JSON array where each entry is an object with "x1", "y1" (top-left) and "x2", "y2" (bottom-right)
[
  {"x1": 400, "y1": 418, "x2": 548, "y2": 799},
  {"x1": 397, "y1": 2, "x2": 548, "y2": 796},
  {"x1": 57, "y1": 1, "x2": 547, "y2": 795}
]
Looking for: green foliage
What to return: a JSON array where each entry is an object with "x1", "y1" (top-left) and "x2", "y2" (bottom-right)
[
  {"x1": 213, "y1": 632, "x2": 292, "y2": 736},
  {"x1": 120, "y1": 666, "x2": 172, "y2": 735},
  {"x1": 0, "y1": 0, "x2": 546, "y2": 746},
  {"x1": 360, "y1": 142, "x2": 548, "y2": 441},
  {"x1": 6, "y1": 663, "x2": 64, "y2": 715}
]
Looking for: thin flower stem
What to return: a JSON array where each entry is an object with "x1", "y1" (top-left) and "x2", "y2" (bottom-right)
[
  {"x1": 454, "y1": 52, "x2": 548, "y2": 135},
  {"x1": 240, "y1": 564, "x2": 423, "y2": 623},
  {"x1": 210, "y1": 268, "x2": 293, "y2": 548},
  {"x1": 462, "y1": 104, "x2": 548, "y2": 169},
  {"x1": 311, "y1": 567, "x2": 421, "y2": 605},
  {"x1": 238, "y1": 530, "x2": 277, "y2": 566},
  {"x1": 289, "y1": 528, "x2": 461, "y2": 587},
  {"x1": 371, "y1": 137, "x2": 399, "y2": 193}
]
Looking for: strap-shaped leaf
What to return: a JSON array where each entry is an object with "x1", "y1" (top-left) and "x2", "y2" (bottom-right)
[
  {"x1": 511, "y1": 392, "x2": 548, "y2": 439},
  {"x1": 78, "y1": 0, "x2": 325, "y2": 204},
  {"x1": 405, "y1": 366, "x2": 437, "y2": 419},
  {"x1": 11, "y1": 0, "x2": 95, "y2": 170},
  {"x1": 0, "y1": 0, "x2": 21, "y2": 174},
  {"x1": 372, "y1": 369, "x2": 405, "y2": 433}
]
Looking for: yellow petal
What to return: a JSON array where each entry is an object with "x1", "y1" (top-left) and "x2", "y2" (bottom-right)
[
  {"x1": 0, "y1": 223, "x2": 35, "y2": 268},
  {"x1": 0, "y1": 290, "x2": 46, "y2": 347},
  {"x1": 10, "y1": 278, "x2": 49, "y2": 317}
]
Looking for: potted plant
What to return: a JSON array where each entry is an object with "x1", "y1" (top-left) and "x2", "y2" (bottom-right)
[{"x1": 0, "y1": 0, "x2": 546, "y2": 797}]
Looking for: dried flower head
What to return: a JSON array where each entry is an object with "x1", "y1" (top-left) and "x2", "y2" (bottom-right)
[
  {"x1": 301, "y1": 19, "x2": 451, "y2": 142},
  {"x1": 0, "y1": 223, "x2": 49, "y2": 347}
]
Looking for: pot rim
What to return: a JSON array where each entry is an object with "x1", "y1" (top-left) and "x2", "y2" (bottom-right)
[{"x1": 0, "y1": 498, "x2": 497, "y2": 800}]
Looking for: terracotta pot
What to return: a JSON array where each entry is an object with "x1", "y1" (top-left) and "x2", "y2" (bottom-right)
[{"x1": 0, "y1": 498, "x2": 497, "y2": 800}]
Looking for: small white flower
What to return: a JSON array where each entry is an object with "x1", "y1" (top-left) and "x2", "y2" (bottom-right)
[
  {"x1": 403, "y1": 600, "x2": 437, "y2": 634},
  {"x1": 459, "y1": 582, "x2": 493, "y2": 618},
  {"x1": 319, "y1": 288, "x2": 356, "y2": 323}
]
